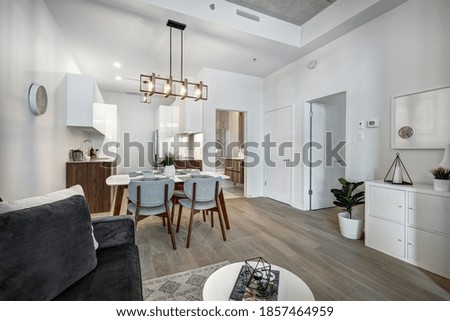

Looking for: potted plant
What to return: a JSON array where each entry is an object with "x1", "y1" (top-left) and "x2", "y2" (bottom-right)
[
  {"x1": 161, "y1": 153, "x2": 175, "y2": 177},
  {"x1": 430, "y1": 167, "x2": 450, "y2": 191},
  {"x1": 330, "y1": 178, "x2": 365, "y2": 240}
]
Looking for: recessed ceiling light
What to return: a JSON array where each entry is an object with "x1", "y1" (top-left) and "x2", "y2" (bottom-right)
[
  {"x1": 113, "y1": 62, "x2": 122, "y2": 68},
  {"x1": 115, "y1": 76, "x2": 122, "y2": 81}
]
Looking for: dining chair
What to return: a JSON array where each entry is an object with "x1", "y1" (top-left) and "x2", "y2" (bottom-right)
[
  {"x1": 177, "y1": 176, "x2": 227, "y2": 248},
  {"x1": 127, "y1": 179, "x2": 176, "y2": 250}
]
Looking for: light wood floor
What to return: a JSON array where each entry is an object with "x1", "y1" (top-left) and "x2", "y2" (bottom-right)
[{"x1": 99, "y1": 195, "x2": 450, "y2": 301}]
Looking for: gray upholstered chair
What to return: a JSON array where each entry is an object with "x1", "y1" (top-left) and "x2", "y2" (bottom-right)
[
  {"x1": 177, "y1": 176, "x2": 227, "y2": 248},
  {"x1": 127, "y1": 179, "x2": 176, "y2": 250}
]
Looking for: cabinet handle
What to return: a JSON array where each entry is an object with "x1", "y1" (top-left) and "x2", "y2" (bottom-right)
[
  {"x1": 397, "y1": 239, "x2": 402, "y2": 242},
  {"x1": 398, "y1": 205, "x2": 403, "y2": 208},
  {"x1": 408, "y1": 242, "x2": 414, "y2": 246}
]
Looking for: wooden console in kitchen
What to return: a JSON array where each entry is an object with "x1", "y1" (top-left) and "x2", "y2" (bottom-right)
[
  {"x1": 224, "y1": 158, "x2": 244, "y2": 184},
  {"x1": 174, "y1": 159, "x2": 202, "y2": 171},
  {"x1": 66, "y1": 160, "x2": 116, "y2": 213}
]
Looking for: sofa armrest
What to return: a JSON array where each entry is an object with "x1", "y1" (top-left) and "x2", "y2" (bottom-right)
[{"x1": 92, "y1": 216, "x2": 135, "y2": 250}]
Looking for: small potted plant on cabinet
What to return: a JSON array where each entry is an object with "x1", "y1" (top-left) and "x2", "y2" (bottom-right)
[
  {"x1": 330, "y1": 178, "x2": 365, "y2": 240},
  {"x1": 161, "y1": 153, "x2": 175, "y2": 177},
  {"x1": 430, "y1": 167, "x2": 450, "y2": 191}
]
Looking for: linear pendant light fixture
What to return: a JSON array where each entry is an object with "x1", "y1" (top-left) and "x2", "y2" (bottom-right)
[{"x1": 140, "y1": 20, "x2": 208, "y2": 102}]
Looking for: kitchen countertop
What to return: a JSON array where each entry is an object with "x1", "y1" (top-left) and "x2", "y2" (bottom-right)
[{"x1": 66, "y1": 157, "x2": 115, "y2": 164}]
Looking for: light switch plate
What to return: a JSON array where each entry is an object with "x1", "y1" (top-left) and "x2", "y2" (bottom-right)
[{"x1": 357, "y1": 130, "x2": 365, "y2": 141}]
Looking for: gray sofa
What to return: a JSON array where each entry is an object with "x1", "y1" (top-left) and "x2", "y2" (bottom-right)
[{"x1": 0, "y1": 186, "x2": 142, "y2": 301}]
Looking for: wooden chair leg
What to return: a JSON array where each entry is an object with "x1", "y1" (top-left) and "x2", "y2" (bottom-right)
[
  {"x1": 202, "y1": 210, "x2": 206, "y2": 222},
  {"x1": 186, "y1": 206, "x2": 196, "y2": 248},
  {"x1": 216, "y1": 205, "x2": 227, "y2": 242},
  {"x1": 176, "y1": 204, "x2": 183, "y2": 233},
  {"x1": 165, "y1": 206, "x2": 176, "y2": 250},
  {"x1": 162, "y1": 216, "x2": 166, "y2": 227},
  {"x1": 211, "y1": 210, "x2": 214, "y2": 228}
]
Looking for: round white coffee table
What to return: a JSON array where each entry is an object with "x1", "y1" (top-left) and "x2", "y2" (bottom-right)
[{"x1": 202, "y1": 262, "x2": 315, "y2": 301}]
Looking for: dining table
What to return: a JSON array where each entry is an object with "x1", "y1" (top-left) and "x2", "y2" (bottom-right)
[{"x1": 105, "y1": 171, "x2": 231, "y2": 230}]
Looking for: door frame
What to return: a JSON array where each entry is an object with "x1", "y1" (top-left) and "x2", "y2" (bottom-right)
[
  {"x1": 264, "y1": 104, "x2": 295, "y2": 205},
  {"x1": 303, "y1": 91, "x2": 350, "y2": 210},
  {"x1": 215, "y1": 108, "x2": 248, "y2": 197}
]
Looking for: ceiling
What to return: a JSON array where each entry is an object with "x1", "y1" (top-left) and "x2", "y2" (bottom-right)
[
  {"x1": 225, "y1": 0, "x2": 336, "y2": 26},
  {"x1": 42, "y1": 0, "x2": 404, "y2": 97}
]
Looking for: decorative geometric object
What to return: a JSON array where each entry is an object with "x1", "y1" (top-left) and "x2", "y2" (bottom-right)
[
  {"x1": 244, "y1": 257, "x2": 272, "y2": 293},
  {"x1": 384, "y1": 153, "x2": 413, "y2": 185}
]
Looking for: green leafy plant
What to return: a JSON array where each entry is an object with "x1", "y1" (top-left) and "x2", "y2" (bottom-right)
[
  {"x1": 160, "y1": 153, "x2": 175, "y2": 166},
  {"x1": 330, "y1": 178, "x2": 365, "y2": 219},
  {"x1": 430, "y1": 167, "x2": 450, "y2": 180}
]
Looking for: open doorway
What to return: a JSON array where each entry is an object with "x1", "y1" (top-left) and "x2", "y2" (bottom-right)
[
  {"x1": 307, "y1": 92, "x2": 347, "y2": 210},
  {"x1": 215, "y1": 110, "x2": 245, "y2": 199}
]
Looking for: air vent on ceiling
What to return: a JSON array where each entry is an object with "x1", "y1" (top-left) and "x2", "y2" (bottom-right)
[{"x1": 236, "y1": 9, "x2": 260, "y2": 22}]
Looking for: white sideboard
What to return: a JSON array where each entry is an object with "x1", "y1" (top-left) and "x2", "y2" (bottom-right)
[{"x1": 365, "y1": 181, "x2": 450, "y2": 279}]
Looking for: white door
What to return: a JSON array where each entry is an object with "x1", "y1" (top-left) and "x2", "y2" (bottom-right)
[
  {"x1": 309, "y1": 93, "x2": 346, "y2": 210},
  {"x1": 265, "y1": 106, "x2": 292, "y2": 204}
]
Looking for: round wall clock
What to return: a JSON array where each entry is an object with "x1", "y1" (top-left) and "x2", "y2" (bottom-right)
[{"x1": 28, "y1": 83, "x2": 48, "y2": 116}]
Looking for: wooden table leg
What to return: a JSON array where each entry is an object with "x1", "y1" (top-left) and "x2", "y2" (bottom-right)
[
  {"x1": 218, "y1": 190, "x2": 230, "y2": 230},
  {"x1": 113, "y1": 185, "x2": 125, "y2": 215}
]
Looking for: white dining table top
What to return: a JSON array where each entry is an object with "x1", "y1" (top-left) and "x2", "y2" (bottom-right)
[{"x1": 106, "y1": 171, "x2": 229, "y2": 186}]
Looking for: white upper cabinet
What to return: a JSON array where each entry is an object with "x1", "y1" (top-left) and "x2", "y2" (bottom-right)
[
  {"x1": 178, "y1": 99, "x2": 203, "y2": 134},
  {"x1": 66, "y1": 73, "x2": 117, "y2": 139}
]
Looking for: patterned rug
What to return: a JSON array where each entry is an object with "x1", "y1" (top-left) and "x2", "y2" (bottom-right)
[{"x1": 143, "y1": 261, "x2": 230, "y2": 301}]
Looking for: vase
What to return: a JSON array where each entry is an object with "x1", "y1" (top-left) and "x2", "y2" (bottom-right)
[
  {"x1": 164, "y1": 165, "x2": 175, "y2": 177},
  {"x1": 438, "y1": 144, "x2": 450, "y2": 168},
  {"x1": 433, "y1": 179, "x2": 450, "y2": 192},
  {"x1": 337, "y1": 212, "x2": 363, "y2": 240}
]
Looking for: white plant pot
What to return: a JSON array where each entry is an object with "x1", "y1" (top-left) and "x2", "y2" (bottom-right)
[
  {"x1": 433, "y1": 179, "x2": 450, "y2": 192},
  {"x1": 164, "y1": 165, "x2": 175, "y2": 177},
  {"x1": 337, "y1": 212, "x2": 364, "y2": 240}
]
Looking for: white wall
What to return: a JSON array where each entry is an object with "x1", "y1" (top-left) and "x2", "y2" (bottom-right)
[
  {"x1": 0, "y1": 0, "x2": 89, "y2": 200},
  {"x1": 201, "y1": 68, "x2": 264, "y2": 197},
  {"x1": 264, "y1": 0, "x2": 450, "y2": 210},
  {"x1": 101, "y1": 92, "x2": 157, "y2": 174}
]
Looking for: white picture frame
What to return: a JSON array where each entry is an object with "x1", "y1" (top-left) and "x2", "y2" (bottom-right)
[{"x1": 391, "y1": 86, "x2": 450, "y2": 149}]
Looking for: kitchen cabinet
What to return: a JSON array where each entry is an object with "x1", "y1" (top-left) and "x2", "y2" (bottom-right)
[
  {"x1": 66, "y1": 73, "x2": 117, "y2": 139},
  {"x1": 174, "y1": 159, "x2": 202, "y2": 171},
  {"x1": 155, "y1": 105, "x2": 179, "y2": 135},
  {"x1": 365, "y1": 181, "x2": 450, "y2": 278},
  {"x1": 224, "y1": 158, "x2": 244, "y2": 184},
  {"x1": 66, "y1": 160, "x2": 115, "y2": 213},
  {"x1": 178, "y1": 99, "x2": 202, "y2": 133}
]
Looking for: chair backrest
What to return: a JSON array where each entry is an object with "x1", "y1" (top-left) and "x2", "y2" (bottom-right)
[
  {"x1": 183, "y1": 177, "x2": 222, "y2": 202},
  {"x1": 128, "y1": 179, "x2": 174, "y2": 207}
]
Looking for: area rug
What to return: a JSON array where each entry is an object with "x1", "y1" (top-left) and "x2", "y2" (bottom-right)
[{"x1": 142, "y1": 261, "x2": 230, "y2": 301}]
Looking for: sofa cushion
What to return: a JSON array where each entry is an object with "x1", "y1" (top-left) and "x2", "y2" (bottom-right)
[
  {"x1": 0, "y1": 195, "x2": 97, "y2": 300},
  {"x1": 53, "y1": 244, "x2": 143, "y2": 301},
  {"x1": 0, "y1": 185, "x2": 84, "y2": 214},
  {"x1": 0, "y1": 185, "x2": 98, "y2": 249}
]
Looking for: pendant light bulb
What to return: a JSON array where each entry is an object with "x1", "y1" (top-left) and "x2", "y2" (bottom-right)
[
  {"x1": 194, "y1": 81, "x2": 203, "y2": 101},
  {"x1": 181, "y1": 78, "x2": 188, "y2": 99},
  {"x1": 164, "y1": 76, "x2": 172, "y2": 97}
]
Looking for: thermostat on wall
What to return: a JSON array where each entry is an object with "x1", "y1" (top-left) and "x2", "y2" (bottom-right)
[{"x1": 367, "y1": 119, "x2": 379, "y2": 128}]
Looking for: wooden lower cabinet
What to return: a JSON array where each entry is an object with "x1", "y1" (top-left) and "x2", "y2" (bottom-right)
[
  {"x1": 174, "y1": 159, "x2": 202, "y2": 171},
  {"x1": 66, "y1": 161, "x2": 115, "y2": 213},
  {"x1": 224, "y1": 159, "x2": 244, "y2": 184}
]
